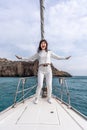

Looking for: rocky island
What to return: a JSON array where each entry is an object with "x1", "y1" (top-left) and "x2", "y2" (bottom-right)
[{"x1": 0, "y1": 58, "x2": 71, "y2": 77}]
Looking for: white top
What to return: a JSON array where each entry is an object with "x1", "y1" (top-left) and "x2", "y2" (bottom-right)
[{"x1": 22, "y1": 50, "x2": 66, "y2": 65}]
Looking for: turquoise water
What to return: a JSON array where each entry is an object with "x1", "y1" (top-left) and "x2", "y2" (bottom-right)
[{"x1": 0, "y1": 76, "x2": 87, "y2": 117}]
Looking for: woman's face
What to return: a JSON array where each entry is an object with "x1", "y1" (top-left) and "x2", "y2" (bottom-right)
[{"x1": 40, "y1": 41, "x2": 47, "y2": 50}]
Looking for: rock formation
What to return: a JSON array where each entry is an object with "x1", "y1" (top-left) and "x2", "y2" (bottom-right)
[{"x1": 0, "y1": 58, "x2": 72, "y2": 77}]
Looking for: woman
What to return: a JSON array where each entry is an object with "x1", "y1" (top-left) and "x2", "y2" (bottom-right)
[{"x1": 16, "y1": 39, "x2": 71, "y2": 104}]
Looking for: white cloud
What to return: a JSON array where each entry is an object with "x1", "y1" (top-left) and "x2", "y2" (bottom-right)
[
  {"x1": 45, "y1": 0, "x2": 87, "y2": 75},
  {"x1": 45, "y1": 0, "x2": 87, "y2": 44},
  {"x1": 0, "y1": 0, "x2": 87, "y2": 75},
  {"x1": 0, "y1": 0, "x2": 40, "y2": 42}
]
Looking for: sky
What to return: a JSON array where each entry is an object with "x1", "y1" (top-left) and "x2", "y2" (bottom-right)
[{"x1": 0, "y1": 0, "x2": 87, "y2": 76}]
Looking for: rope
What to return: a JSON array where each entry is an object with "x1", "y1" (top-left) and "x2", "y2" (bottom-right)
[
  {"x1": 13, "y1": 84, "x2": 37, "y2": 106},
  {"x1": 53, "y1": 78, "x2": 71, "y2": 107},
  {"x1": 40, "y1": 0, "x2": 45, "y2": 40}
]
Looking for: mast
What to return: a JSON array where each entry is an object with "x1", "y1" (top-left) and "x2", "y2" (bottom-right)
[{"x1": 40, "y1": 0, "x2": 45, "y2": 40}]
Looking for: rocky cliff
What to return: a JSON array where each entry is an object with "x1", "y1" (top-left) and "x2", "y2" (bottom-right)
[{"x1": 0, "y1": 58, "x2": 71, "y2": 77}]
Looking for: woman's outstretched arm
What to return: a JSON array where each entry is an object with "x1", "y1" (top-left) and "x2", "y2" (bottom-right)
[
  {"x1": 51, "y1": 51, "x2": 71, "y2": 60},
  {"x1": 15, "y1": 53, "x2": 39, "y2": 62}
]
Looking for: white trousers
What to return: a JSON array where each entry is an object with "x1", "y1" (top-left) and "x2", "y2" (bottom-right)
[{"x1": 36, "y1": 65, "x2": 52, "y2": 99}]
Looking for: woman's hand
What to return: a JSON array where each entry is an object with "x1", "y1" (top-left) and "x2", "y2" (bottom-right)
[
  {"x1": 15, "y1": 55, "x2": 22, "y2": 59},
  {"x1": 65, "y1": 56, "x2": 71, "y2": 60}
]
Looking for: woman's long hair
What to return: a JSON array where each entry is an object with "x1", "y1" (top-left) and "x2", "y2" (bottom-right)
[{"x1": 37, "y1": 39, "x2": 48, "y2": 53}]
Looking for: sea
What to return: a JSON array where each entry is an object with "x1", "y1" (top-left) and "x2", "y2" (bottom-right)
[{"x1": 0, "y1": 76, "x2": 87, "y2": 117}]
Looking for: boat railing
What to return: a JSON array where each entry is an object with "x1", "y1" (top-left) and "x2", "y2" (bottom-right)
[
  {"x1": 13, "y1": 77, "x2": 71, "y2": 108},
  {"x1": 13, "y1": 77, "x2": 37, "y2": 107},
  {"x1": 53, "y1": 77, "x2": 71, "y2": 108}
]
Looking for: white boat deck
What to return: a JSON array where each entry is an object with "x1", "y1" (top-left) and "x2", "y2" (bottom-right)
[{"x1": 0, "y1": 97, "x2": 86, "y2": 130}]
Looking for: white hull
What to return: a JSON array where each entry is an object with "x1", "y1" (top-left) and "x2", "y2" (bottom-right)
[{"x1": 0, "y1": 96, "x2": 86, "y2": 130}]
